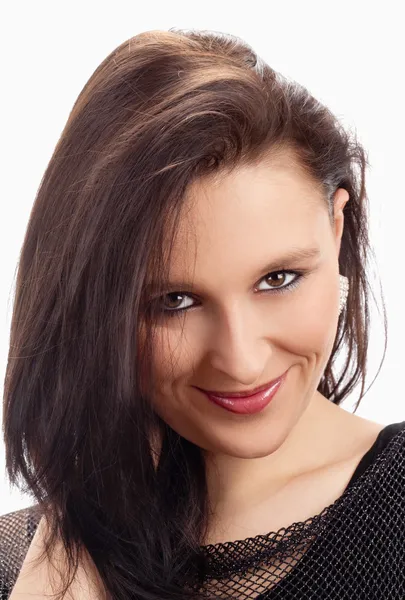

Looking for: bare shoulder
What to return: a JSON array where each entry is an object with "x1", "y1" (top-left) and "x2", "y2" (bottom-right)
[
  {"x1": 334, "y1": 409, "x2": 387, "y2": 466},
  {"x1": 9, "y1": 514, "x2": 105, "y2": 600}
]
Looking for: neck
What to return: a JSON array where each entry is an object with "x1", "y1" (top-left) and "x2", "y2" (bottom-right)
[{"x1": 202, "y1": 392, "x2": 347, "y2": 519}]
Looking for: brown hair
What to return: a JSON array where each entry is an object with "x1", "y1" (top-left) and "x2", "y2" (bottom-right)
[{"x1": 2, "y1": 28, "x2": 386, "y2": 599}]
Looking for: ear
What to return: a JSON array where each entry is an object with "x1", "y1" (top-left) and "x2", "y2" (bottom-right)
[{"x1": 332, "y1": 188, "x2": 350, "y2": 256}]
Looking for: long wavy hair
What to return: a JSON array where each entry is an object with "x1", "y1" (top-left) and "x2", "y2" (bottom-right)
[{"x1": 2, "y1": 28, "x2": 387, "y2": 599}]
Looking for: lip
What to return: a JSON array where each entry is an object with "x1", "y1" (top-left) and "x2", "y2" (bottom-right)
[
  {"x1": 195, "y1": 371, "x2": 287, "y2": 415},
  {"x1": 196, "y1": 372, "x2": 286, "y2": 398}
]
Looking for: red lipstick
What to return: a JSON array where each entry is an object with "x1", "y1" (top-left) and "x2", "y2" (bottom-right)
[{"x1": 197, "y1": 371, "x2": 286, "y2": 415}]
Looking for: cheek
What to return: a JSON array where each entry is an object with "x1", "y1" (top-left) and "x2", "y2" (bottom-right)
[
  {"x1": 278, "y1": 274, "x2": 339, "y2": 356},
  {"x1": 148, "y1": 328, "x2": 197, "y2": 428},
  {"x1": 150, "y1": 325, "x2": 195, "y2": 391}
]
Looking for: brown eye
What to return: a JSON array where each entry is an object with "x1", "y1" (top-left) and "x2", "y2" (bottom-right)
[
  {"x1": 162, "y1": 293, "x2": 193, "y2": 312},
  {"x1": 163, "y1": 293, "x2": 184, "y2": 309},
  {"x1": 257, "y1": 270, "x2": 302, "y2": 294},
  {"x1": 264, "y1": 272, "x2": 287, "y2": 287}
]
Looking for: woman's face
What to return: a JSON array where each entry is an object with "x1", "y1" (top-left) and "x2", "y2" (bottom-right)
[{"x1": 148, "y1": 152, "x2": 349, "y2": 459}]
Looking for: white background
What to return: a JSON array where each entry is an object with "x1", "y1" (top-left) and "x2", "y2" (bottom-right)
[{"x1": 1, "y1": 1, "x2": 404, "y2": 516}]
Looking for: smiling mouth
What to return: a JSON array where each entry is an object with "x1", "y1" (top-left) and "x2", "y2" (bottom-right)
[
  {"x1": 197, "y1": 374, "x2": 286, "y2": 415},
  {"x1": 195, "y1": 371, "x2": 286, "y2": 399}
]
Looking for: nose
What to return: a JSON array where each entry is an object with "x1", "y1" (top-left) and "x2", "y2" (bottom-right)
[{"x1": 207, "y1": 304, "x2": 272, "y2": 384}]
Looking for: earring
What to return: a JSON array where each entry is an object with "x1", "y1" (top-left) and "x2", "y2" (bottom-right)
[{"x1": 339, "y1": 274, "x2": 349, "y2": 315}]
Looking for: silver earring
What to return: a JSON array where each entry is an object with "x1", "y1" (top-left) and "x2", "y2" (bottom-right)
[{"x1": 339, "y1": 274, "x2": 349, "y2": 315}]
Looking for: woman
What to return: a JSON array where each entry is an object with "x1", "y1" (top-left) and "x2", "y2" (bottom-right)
[{"x1": 1, "y1": 28, "x2": 405, "y2": 599}]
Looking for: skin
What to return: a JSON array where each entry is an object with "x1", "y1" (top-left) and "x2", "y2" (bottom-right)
[{"x1": 10, "y1": 149, "x2": 385, "y2": 596}]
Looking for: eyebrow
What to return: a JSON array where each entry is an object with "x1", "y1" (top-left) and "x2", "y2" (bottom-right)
[
  {"x1": 144, "y1": 246, "x2": 320, "y2": 296},
  {"x1": 259, "y1": 246, "x2": 321, "y2": 274}
]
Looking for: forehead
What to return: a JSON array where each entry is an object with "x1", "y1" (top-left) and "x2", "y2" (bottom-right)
[{"x1": 169, "y1": 154, "x2": 328, "y2": 261}]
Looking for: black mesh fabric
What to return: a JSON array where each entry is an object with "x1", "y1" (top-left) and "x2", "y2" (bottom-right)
[
  {"x1": 0, "y1": 503, "x2": 43, "y2": 600},
  {"x1": 1, "y1": 421, "x2": 405, "y2": 599}
]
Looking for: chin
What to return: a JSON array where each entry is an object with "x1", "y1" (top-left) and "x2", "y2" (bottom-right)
[{"x1": 199, "y1": 423, "x2": 289, "y2": 459}]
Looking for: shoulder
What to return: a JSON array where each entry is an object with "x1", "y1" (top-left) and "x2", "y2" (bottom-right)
[
  {"x1": 0, "y1": 504, "x2": 42, "y2": 599},
  {"x1": 344, "y1": 416, "x2": 405, "y2": 465},
  {"x1": 3, "y1": 507, "x2": 106, "y2": 599}
]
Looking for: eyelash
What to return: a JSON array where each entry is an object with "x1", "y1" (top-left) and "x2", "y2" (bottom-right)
[{"x1": 157, "y1": 269, "x2": 308, "y2": 319}]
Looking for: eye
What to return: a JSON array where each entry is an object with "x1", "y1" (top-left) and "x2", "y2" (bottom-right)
[
  {"x1": 256, "y1": 271, "x2": 298, "y2": 292},
  {"x1": 158, "y1": 270, "x2": 305, "y2": 318},
  {"x1": 161, "y1": 292, "x2": 195, "y2": 312}
]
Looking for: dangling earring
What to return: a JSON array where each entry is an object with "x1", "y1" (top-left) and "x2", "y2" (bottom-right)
[{"x1": 339, "y1": 274, "x2": 349, "y2": 315}]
